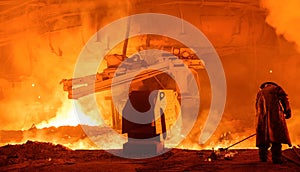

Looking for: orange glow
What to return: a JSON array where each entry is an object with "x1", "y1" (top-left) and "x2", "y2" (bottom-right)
[
  {"x1": 261, "y1": 0, "x2": 300, "y2": 50},
  {"x1": 36, "y1": 100, "x2": 99, "y2": 129},
  {"x1": 1, "y1": 0, "x2": 300, "y2": 150}
]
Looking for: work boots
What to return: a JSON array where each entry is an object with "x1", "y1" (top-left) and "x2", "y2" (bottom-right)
[
  {"x1": 271, "y1": 143, "x2": 282, "y2": 164},
  {"x1": 259, "y1": 145, "x2": 268, "y2": 162}
]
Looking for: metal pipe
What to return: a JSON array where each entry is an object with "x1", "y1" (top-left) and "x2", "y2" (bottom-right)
[{"x1": 219, "y1": 133, "x2": 256, "y2": 151}]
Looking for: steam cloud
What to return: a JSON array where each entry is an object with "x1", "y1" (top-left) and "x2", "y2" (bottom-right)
[
  {"x1": 260, "y1": 0, "x2": 300, "y2": 145},
  {"x1": 261, "y1": 0, "x2": 300, "y2": 51}
]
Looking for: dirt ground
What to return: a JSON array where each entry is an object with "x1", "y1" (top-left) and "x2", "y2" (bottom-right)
[{"x1": 0, "y1": 141, "x2": 300, "y2": 172}]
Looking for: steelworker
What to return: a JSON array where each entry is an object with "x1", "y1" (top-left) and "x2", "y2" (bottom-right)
[{"x1": 255, "y1": 82, "x2": 292, "y2": 164}]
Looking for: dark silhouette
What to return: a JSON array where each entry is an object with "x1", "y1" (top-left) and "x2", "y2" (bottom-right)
[{"x1": 255, "y1": 82, "x2": 292, "y2": 164}]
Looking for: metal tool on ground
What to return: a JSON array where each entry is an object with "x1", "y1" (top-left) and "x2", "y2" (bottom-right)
[{"x1": 219, "y1": 133, "x2": 256, "y2": 151}]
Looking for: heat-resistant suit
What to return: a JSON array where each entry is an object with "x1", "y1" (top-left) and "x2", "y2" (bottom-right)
[{"x1": 255, "y1": 82, "x2": 291, "y2": 163}]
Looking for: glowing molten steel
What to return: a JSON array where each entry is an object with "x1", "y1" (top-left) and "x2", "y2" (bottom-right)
[{"x1": 36, "y1": 100, "x2": 98, "y2": 129}]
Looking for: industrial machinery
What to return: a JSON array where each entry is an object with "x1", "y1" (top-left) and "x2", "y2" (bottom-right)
[
  {"x1": 60, "y1": 47, "x2": 205, "y2": 154},
  {"x1": 60, "y1": 48, "x2": 204, "y2": 99},
  {"x1": 121, "y1": 89, "x2": 180, "y2": 154}
]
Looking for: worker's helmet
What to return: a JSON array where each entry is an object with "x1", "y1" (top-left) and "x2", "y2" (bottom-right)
[{"x1": 260, "y1": 81, "x2": 278, "y2": 89}]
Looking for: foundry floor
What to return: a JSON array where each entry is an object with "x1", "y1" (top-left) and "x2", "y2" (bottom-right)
[{"x1": 0, "y1": 142, "x2": 300, "y2": 172}]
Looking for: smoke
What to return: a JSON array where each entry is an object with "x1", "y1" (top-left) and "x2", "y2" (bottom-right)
[
  {"x1": 0, "y1": 0, "x2": 132, "y2": 130},
  {"x1": 1, "y1": 0, "x2": 300, "y2": 150},
  {"x1": 0, "y1": 31, "x2": 79, "y2": 130},
  {"x1": 261, "y1": 0, "x2": 300, "y2": 51},
  {"x1": 259, "y1": 0, "x2": 300, "y2": 145}
]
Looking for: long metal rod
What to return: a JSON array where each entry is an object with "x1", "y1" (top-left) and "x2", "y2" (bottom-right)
[{"x1": 225, "y1": 133, "x2": 256, "y2": 150}]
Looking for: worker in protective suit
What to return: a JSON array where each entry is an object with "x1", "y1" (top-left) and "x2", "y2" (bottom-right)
[
  {"x1": 256, "y1": 82, "x2": 292, "y2": 164},
  {"x1": 255, "y1": 82, "x2": 292, "y2": 164}
]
